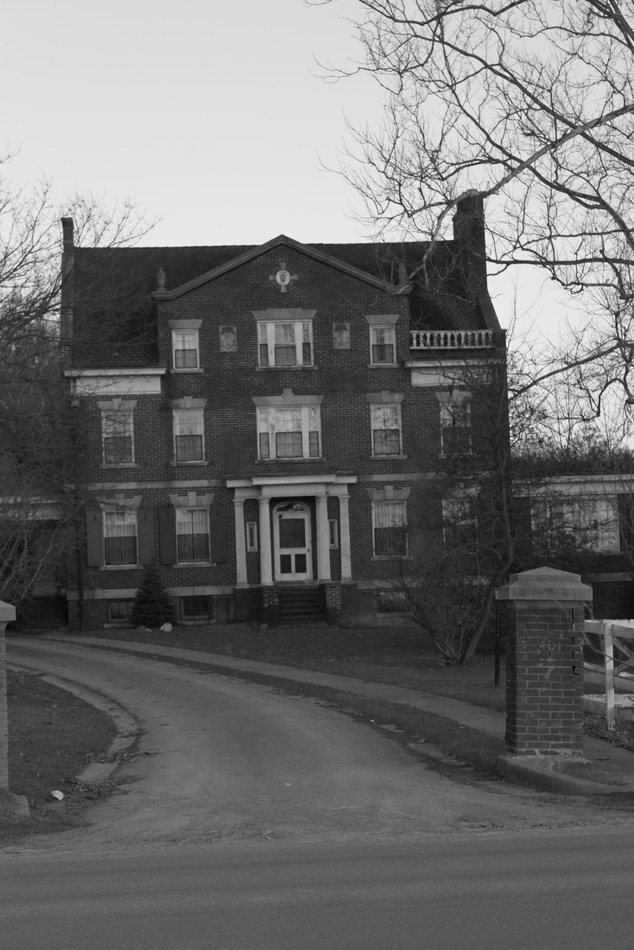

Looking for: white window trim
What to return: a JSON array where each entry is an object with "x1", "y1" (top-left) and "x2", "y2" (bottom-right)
[
  {"x1": 368, "y1": 325, "x2": 397, "y2": 366},
  {"x1": 176, "y1": 507, "x2": 210, "y2": 564},
  {"x1": 371, "y1": 499, "x2": 408, "y2": 558},
  {"x1": 169, "y1": 319, "x2": 202, "y2": 372},
  {"x1": 437, "y1": 391, "x2": 472, "y2": 456},
  {"x1": 533, "y1": 496, "x2": 621, "y2": 553},
  {"x1": 98, "y1": 399, "x2": 136, "y2": 467},
  {"x1": 103, "y1": 508, "x2": 138, "y2": 567},
  {"x1": 329, "y1": 519, "x2": 339, "y2": 549},
  {"x1": 256, "y1": 405, "x2": 321, "y2": 460},
  {"x1": 171, "y1": 399, "x2": 207, "y2": 464},
  {"x1": 246, "y1": 521, "x2": 258, "y2": 552},
  {"x1": 370, "y1": 403, "x2": 403, "y2": 457},
  {"x1": 253, "y1": 309, "x2": 317, "y2": 369},
  {"x1": 257, "y1": 320, "x2": 313, "y2": 368}
]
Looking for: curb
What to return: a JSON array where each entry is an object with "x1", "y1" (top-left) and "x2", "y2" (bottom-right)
[
  {"x1": 7, "y1": 662, "x2": 140, "y2": 785},
  {"x1": 497, "y1": 753, "x2": 630, "y2": 796}
]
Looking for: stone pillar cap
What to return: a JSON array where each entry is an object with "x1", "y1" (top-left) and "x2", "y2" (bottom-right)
[
  {"x1": 495, "y1": 566, "x2": 592, "y2": 603},
  {"x1": 0, "y1": 601, "x2": 16, "y2": 623}
]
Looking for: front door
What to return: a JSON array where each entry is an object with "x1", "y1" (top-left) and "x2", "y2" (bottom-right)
[{"x1": 274, "y1": 502, "x2": 312, "y2": 581}]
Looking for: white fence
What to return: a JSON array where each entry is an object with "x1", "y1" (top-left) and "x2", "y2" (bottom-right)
[{"x1": 581, "y1": 619, "x2": 634, "y2": 730}]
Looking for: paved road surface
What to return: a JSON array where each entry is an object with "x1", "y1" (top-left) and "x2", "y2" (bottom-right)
[
  {"x1": 2, "y1": 831, "x2": 634, "y2": 949},
  {"x1": 7, "y1": 637, "x2": 620, "y2": 849}
]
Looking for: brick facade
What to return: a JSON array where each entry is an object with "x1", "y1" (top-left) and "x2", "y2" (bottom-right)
[{"x1": 59, "y1": 198, "x2": 505, "y2": 629}]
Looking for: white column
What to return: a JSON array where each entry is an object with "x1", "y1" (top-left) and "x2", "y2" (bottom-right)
[
  {"x1": 316, "y1": 494, "x2": 331, "y2": 581},
  {"x1": 233, "y1": 497, "x2": 247, "y2": 586},
  {"x1": 338, "y1": 493, "x2": 352, "y2": 580},
  {"x1": 258, "y1": 495, "x2": 273, "y2": 585}
]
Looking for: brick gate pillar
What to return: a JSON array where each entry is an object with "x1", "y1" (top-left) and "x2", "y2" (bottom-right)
[
  {"x1": 0, "y1": 601, "x2": 30, "y2": 817},
  {"x1": 495, "y1": 567, "x2": 591, "y2": 756}
]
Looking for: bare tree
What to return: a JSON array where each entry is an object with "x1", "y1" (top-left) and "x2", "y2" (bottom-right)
[
  {"x1": 0, "y1": 157, "x2": 154, "y2": 615},
  {"x1": 313, "y1": 0, "x2": 634, "y2": 403},
  {"x1": 379, "y1": 333, "x2": 632, "y2": 664}
]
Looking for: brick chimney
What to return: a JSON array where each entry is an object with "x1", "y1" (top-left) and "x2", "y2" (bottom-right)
[
  {"x1": 60, "y1": 217, "x2": 75, "y2": 351},
  {"x1": 453, "y1": 194, "x2": 488, "y2": 302}
]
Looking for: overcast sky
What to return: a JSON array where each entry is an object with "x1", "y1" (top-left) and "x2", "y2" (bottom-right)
[
  {"x1": 2, "y1": 0, "x2": 377, "y2": 245},
  {"x1": 2, "y1": 0, "x2": 576, "y2": 337}
]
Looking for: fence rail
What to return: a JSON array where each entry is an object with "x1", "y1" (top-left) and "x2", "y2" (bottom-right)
[{"x1": 580, "y1": 619, "x2": 634, "y2": 729}]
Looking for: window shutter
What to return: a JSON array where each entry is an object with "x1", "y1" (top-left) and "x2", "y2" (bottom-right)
[
  {"x1": 137, "y1": 509, "x2": 156, "y2": 565},
  {"x1": 86, "y1": 510, "x2": 104, "y2": 567},
  {"x1": 209, "y1": 504, "x2": 228, "y2": 562},
  {"x1": 158, "y1": 506, "x2": 177, "y2": 564}
]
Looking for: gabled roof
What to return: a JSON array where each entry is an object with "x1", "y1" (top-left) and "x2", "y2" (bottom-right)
[{"x1": 152, "y1": 234, "x2": 400, "y2": 299}]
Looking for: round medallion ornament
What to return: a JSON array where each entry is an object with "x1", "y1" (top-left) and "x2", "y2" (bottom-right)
[{"x1": 276, "y1": 268, "x2": 292, "y2": 290}]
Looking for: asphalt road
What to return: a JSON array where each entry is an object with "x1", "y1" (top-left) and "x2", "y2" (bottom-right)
[{"x1": 2, "y1": 831, "x2": 634, "y2": 949}]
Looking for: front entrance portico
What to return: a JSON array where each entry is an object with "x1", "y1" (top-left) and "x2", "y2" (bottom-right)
[{"x1": 227, "y1": 474, "x2": 356, "y2": 588}]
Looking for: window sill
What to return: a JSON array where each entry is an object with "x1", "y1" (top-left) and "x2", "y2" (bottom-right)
[
  {"x1": 170, "y1": 367, "x2": 203, "y2": 374},
  {"x1": 255, "y1": 365, "x2": 318, "y2": 371},
  {"x1": 100, "y1": 564, "x2": 139, "y2": 571},
  {"x1": 170, "y1": 460, "x2": 210, "y2": 467},
  {"x1": 256, "y1": 457, "x2": 324, "y2": 463},
  {"x1": 371, "y1": 555, "x2": 412, "y2": 561},
  {"x1": 102, "y1": 463, "x2": 138, "y2": 469},
  {"x1": 174, "y1": 561, "x2": 216, "y2": 568},
  {"x1": 371, "y1": 454, "x2": 407, "y2": 460},
  {"x1": 369, "y1": 363, "x2": 397, "y2": 368}
]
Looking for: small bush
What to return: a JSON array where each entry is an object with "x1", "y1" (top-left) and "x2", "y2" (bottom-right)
[{"x1": 131, "y1": 565, "x2": 174, "y2": 629}]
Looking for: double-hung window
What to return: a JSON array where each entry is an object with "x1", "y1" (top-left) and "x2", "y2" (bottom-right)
[
  {"x1": 371, "y1": 404, "x2": 402, "y2": 456},
  {"x1": 258, "y1": 406, "x2": 321, "y2": 460},
  {"x1": 104, "y1": 510, "x2": 137, "y2": 565},
  {"x1": 438, "y1": 393, "x2": 471, "y2": 455},
  {"x1": 172, "y1": 329, "x2": 199, "y2": 370},
  {"x1": 258, "y1": 320, "x2": 313, "y2": 367},
  {"x1": 373, "y1": 501, "x2": 408, "y2": 556},
  {"x1": 370, "y1": 326, "x2": 396, "y2": 365},
  {"x1": 101, "y1": 406, "x2": 134, "y2": 465},
  {"x1": 173, "y1": 408, "x2": 205, "y2": 462},
  {"x1": 176, "y1": 508, "x2": 210, "y2": 562}
]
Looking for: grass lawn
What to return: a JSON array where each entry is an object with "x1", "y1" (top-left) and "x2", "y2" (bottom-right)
[
  {"x1": 2, "y1": 669, "x2": 117, "y2": 840},
  {"x1": 83, "y1": 622, "x2": 507, "y2": 710}
]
